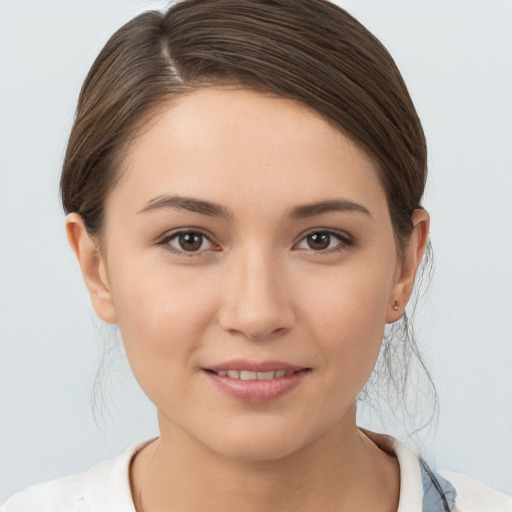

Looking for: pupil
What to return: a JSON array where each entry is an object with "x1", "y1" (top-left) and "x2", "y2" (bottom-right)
[
  {"x1": 308, "y1": 233, "x2": 330, "y2": 250},
  {"x1": 179, "y1": 232, "x2": 202, "y2": 251}
]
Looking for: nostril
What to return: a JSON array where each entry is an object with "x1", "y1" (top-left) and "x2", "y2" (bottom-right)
[
  {"x1": 218, "y1": 308, "x2": 293, "y2": 341},
  {"x1": 237, "y1": 325, "x2": 290, "y2": 342}
]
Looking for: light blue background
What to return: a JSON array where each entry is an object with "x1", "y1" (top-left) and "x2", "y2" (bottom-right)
[{"x1": 1, "y1": 0, "x2": 511, "y2": 501}]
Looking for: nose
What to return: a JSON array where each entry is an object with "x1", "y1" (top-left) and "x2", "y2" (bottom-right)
[{"x1": 217, "y1": 250, "x2": 295, "y2": 341}]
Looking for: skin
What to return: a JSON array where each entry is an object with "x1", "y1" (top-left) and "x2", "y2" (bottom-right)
[{"x1": 67, "y1": 88, "x2": 429, "y2": 511}]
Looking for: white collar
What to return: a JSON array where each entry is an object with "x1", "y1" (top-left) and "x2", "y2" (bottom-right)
[
  {"x1": 91, "y1": 431, "x2": 425, "y2": 511},
  {"x1": 362, "y1": 430, "x2": 424, "y2": 511}
]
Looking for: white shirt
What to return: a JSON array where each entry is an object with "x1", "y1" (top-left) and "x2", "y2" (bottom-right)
[{"x1": 2, "y1": 434, "x2": 511, "y2": 512}]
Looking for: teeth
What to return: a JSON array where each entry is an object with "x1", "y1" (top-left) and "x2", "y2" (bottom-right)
[
  {"x1": 215, "y1": 369, "x2": 296, "y2": 380},
  {"x1": 240, "y1": 370, "x2": 258, "y2": 380},
  {"x1": 257, "y1": 371, "x2": 275, "y2": 380}
]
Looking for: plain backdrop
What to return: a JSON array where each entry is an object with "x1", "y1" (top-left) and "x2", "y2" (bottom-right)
[{"x1": 1, "y1": 0, "x2": 511, "y2": 502}]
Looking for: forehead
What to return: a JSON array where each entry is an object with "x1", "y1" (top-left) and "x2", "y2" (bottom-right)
[{"x1": 109, "y1": 88, "x2": 386, "y2": 217}]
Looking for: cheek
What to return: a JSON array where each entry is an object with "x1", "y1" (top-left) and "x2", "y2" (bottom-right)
[
  {"x1": 107, "y1": 258, "x2": 220, "y2": 383},
  {"x1": 299, "y1": 260, "x2": 394, "y2": 383},
  {"x1": 303, "y1": 259, "x2": 392, "y2": 334}
]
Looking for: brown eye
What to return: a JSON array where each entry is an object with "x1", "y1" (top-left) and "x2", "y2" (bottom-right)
[
  {"x1": 294, "y1": 230, "x2": 351, "y2": 252},
  {"x1": 167, "y1": 231, "x2": 213, "y2": 253},
  {"x1": 179, "y1": 232, "x2": 203, "y2": 251},
  {"x1": 306, "y1": 232, "x2": 332, "y2": 250}
]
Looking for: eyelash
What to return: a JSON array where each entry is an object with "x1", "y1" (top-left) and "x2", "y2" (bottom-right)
[
  {"x1": 294, "y1": 229, "x2": 354, "y2": 254},
  {"x1": 157, "y1": 229, "x2": 219, "y2": 257},
  {"x1": 156, "y1": 228, "x2": 353, "y2": 257}
]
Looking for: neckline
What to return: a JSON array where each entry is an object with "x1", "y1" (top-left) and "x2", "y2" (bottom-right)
[
  {"x1": 120, "y1": 431, "x2": 424, "y2": 512},
  {"x1": 361, "y1": 430, "x2": 424, "y2": 511}
]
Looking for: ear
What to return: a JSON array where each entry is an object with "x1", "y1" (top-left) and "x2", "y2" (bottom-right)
[
  {"x1": 386, "y1": 209, "x2": 430, "y2": 323},
  {"x1": 65, "y1": 213, "x2": 118, "y2": 324}
]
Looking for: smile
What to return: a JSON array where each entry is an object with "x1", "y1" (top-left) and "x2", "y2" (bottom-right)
[
  {"x1": 211, "y1": 370, "x2": 296, "y2": 380},
  {"x1": 204, "y1": 363, "x2": 310, "y2": 403}
]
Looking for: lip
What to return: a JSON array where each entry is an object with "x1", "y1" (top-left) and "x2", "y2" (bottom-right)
[
  {"x1": 206, "y1": 359, "x2": 303, "y2": 373},
  {"x1": 203, "y1": 359, "x2": 310, "y2": 404}
]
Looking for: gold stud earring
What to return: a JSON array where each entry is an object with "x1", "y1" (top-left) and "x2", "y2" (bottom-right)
[{"x1": 392, "y1": 300, "x2": 399, "y2": 311}]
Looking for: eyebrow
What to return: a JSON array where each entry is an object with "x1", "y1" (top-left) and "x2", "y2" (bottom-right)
[
  {"x1": 138, "y1": 195, "x2": 371, "y2": 220},
  {"x1": 138, "y1": 195, "x2": 233, "y2": 219},
  {"x1": 289, "y1": 199, "x2": 371, "y2": 219}
]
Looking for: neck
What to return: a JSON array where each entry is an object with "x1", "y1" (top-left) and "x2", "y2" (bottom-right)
[{"x1": 131, "y1": 407, "x2": 399, "y2": 512}]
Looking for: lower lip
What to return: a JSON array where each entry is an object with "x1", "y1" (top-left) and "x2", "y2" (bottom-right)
[{"x1": 204, "y1": 370, "x2": 309, "y2": 403}]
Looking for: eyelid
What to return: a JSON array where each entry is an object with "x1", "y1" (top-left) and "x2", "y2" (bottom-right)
[
  {"x1": 155, "y1": 227, "x2": 353, "y2": 256},
  {"x1": 156, "y1": 227, "x2": 220, "y2": 256},
  {"x1": 293, "y1": 228, "x2": 354, "y2": 252}
]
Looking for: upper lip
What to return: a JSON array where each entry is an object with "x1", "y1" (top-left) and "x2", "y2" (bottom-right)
[{"x1": 205, "y1": 360, "x2": 306, "y2": 373}]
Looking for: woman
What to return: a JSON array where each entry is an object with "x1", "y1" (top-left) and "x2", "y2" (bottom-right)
[{"x1": 2, "y1": 1, "x2": 511, "y2": 510}]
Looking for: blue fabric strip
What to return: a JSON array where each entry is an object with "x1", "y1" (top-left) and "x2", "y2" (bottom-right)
[{"x1": 420, "y1": 464, "x2": 457, "y2": 512}]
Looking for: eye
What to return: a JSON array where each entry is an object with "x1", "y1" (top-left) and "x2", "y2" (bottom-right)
[
  {"x1": 160, "y1": 230, "x2": 216, "y2": 254},
  {"x1": 294, "y1": 230, "x2": 352, "y2": 252}
]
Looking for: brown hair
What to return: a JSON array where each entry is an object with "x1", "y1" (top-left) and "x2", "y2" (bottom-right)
[
  {"x1": 61, "y1": 0, "x2": 426, "y2": 257},
  {"x1": 61, "y1": 0, "x2": 439, "y2": 463}
]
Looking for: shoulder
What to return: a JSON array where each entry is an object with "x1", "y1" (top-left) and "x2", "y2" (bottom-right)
[
  {"x1": 440, "y1": 470, "x2": 512, "y2": 512},
  {"x1": 362, "y1": 429, "x2": 512, "y2": 512},
  {"x1": 1, "y1": 472, "x2": 90, "y2": 512},
  {"x1": 0, "y1": 439, "x2": 153, "y2": 512}
]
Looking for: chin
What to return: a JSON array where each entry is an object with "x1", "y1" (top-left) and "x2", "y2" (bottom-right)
[
  {"x1": 207, "y1": 434, "x2": 306, "y2": 462},
  {"x1": 192, "y1": 416, "x2": 332, "y2": 463}
]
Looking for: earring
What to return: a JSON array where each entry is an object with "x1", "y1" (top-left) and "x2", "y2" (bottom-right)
[{"x1": 392, "y1": 300, "x2": 399, "y2": 311}]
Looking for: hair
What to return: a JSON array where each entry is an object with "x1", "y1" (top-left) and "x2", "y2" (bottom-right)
[
  {"x1": 61, "y1": 0, "x2": 426, "y2": 251},
  {"x1": 60, "y1": 1, "x2": 447, "y2": 508}
]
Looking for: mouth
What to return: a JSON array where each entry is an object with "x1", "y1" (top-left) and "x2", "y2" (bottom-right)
[
  {"x1": 203, "y1": 362, "x2": 311, "y2": 403},
  {"x1": 205, "y1": 369, "x2": 301, "y2": 380}
]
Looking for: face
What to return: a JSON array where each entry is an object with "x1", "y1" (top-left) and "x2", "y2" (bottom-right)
[{"x1": 70, "y1": 88, "x2": 425, "y2": 461}]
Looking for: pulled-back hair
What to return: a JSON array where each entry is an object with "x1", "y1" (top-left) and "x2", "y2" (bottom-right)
[
  {"x1": 61, "y1": 0, "x2": 426, "y2": 257},
  {"x1": 61, "y1": 1, "x2": 439, "y2": 486}
]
